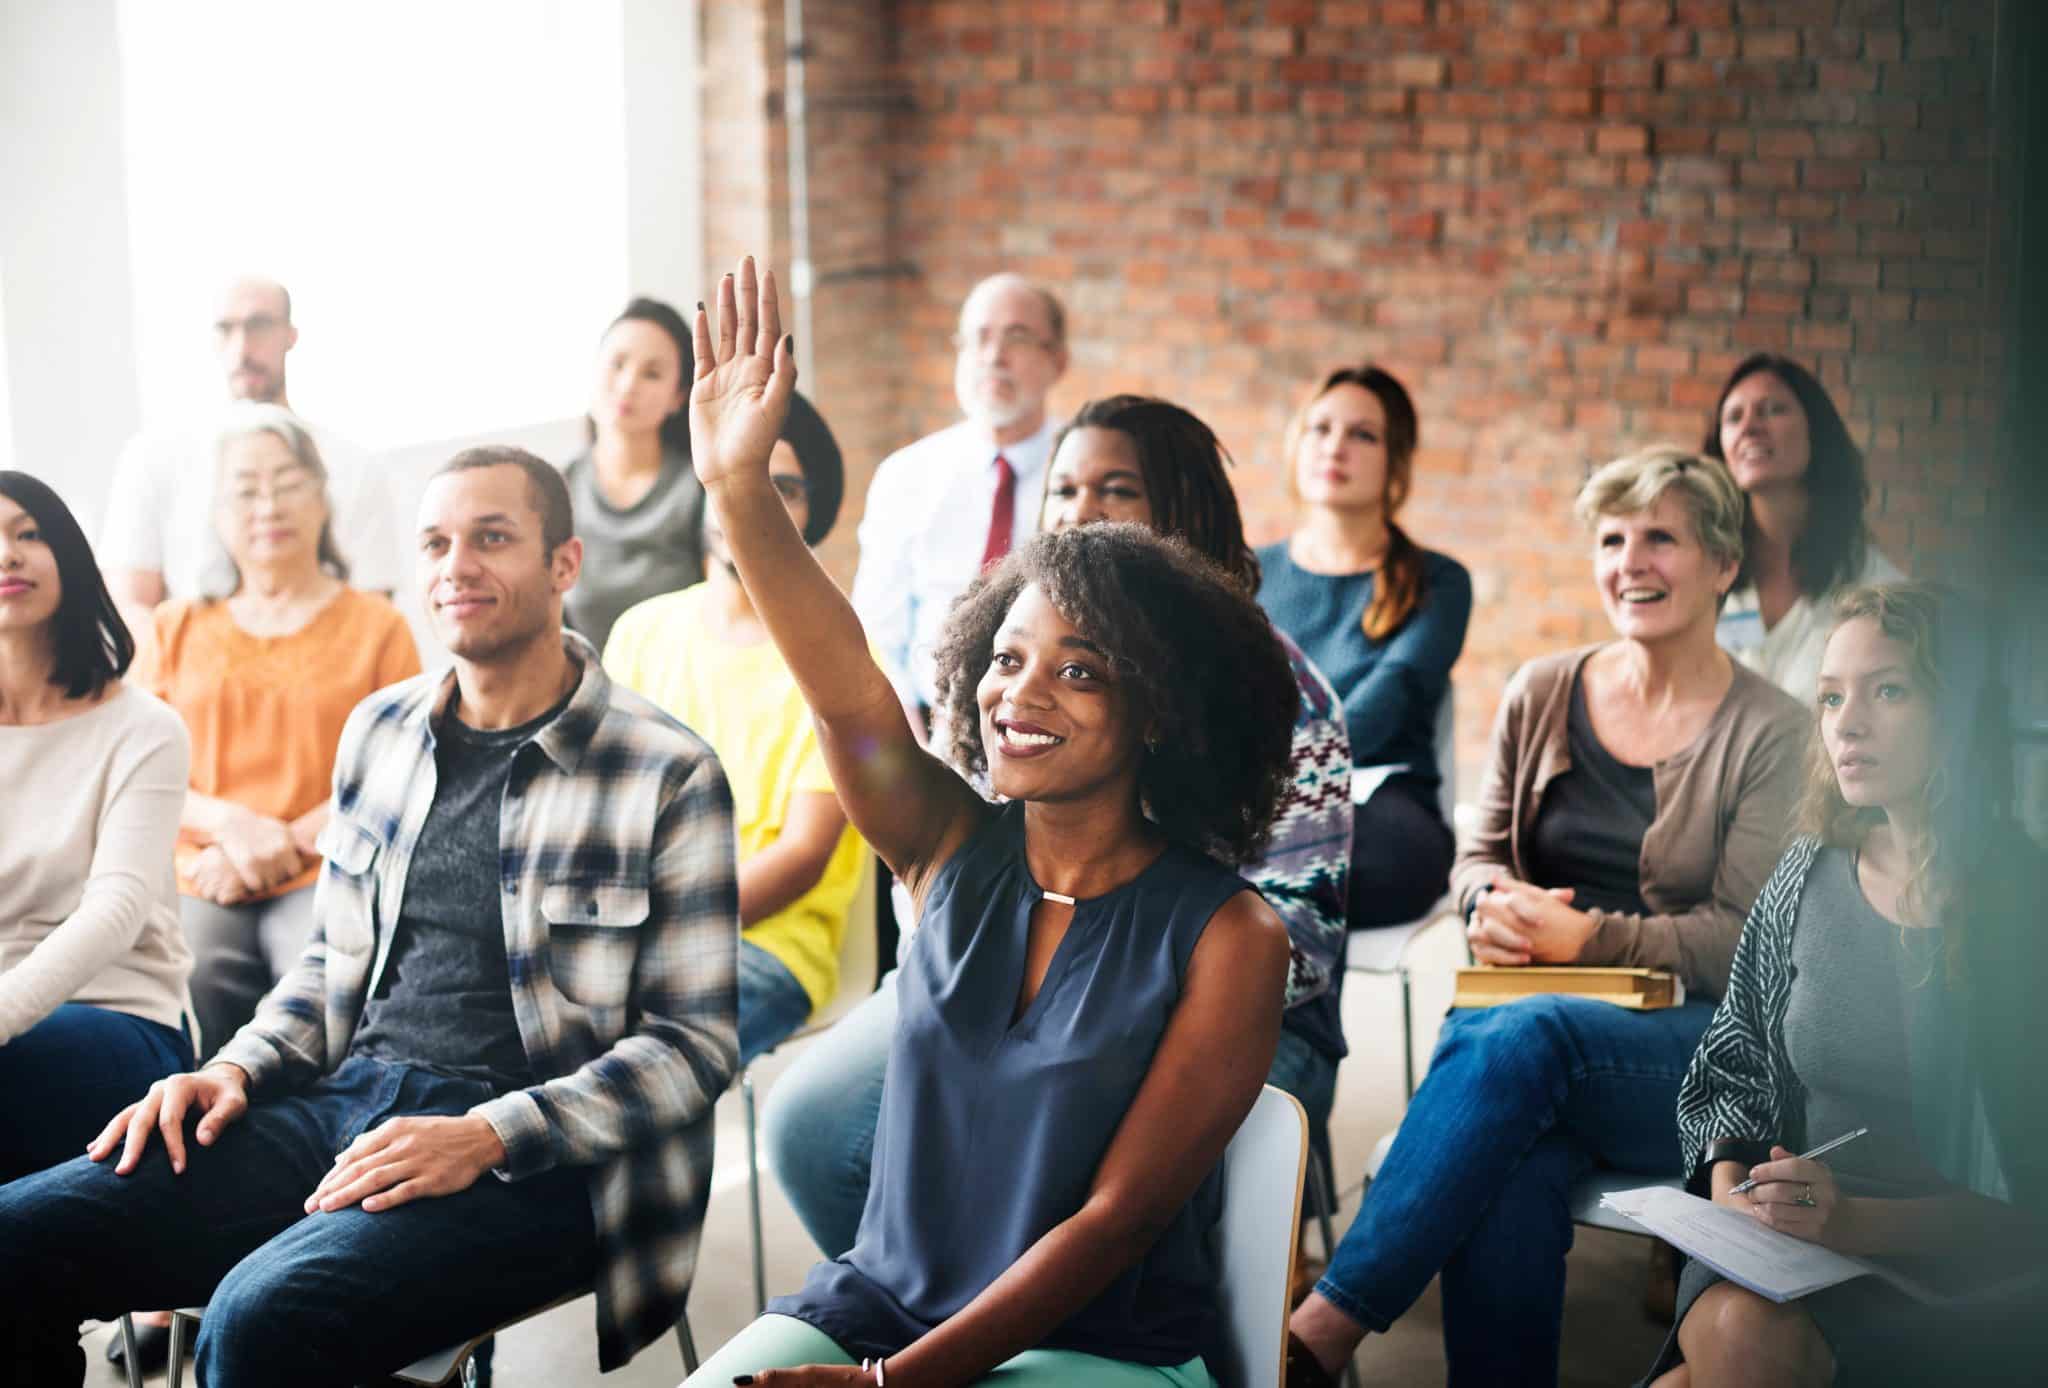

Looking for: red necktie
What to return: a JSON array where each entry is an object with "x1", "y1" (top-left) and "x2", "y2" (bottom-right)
[{"x1": 980, "y1": 454, "x2": 1015, "y2": 571}]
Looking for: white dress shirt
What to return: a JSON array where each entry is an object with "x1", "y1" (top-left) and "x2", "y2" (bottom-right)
[
  {"x1": 851, "y1": 417, "x2": 1057, "y2": 708},
  {"x1": 1715, "y1": 548, "x2": 1903, "y2": 701},
  {"x1": 98, "y1": 413, "x2": 400, "y2": 598}
]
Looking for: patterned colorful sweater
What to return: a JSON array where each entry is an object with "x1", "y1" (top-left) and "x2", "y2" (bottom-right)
[{"x1": 1263, "y1": 631, "x2": 1354, "y2": 1063}]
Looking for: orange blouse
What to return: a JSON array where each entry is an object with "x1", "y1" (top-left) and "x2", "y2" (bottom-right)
[{"x1": 143, "y1": 588, "x2": 421, "y2": 900}]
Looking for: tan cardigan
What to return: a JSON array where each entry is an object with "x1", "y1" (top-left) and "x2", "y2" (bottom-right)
[{"x1": 1450, "y1": 645, "x2": 1808, "y2": 998}]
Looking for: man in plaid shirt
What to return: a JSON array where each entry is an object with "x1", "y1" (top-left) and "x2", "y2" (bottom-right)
[{"x1": 0, "y1": 448, "x2": 738, "y2": 1386}]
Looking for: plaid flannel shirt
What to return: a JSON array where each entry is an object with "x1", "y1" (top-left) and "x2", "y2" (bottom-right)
[{"x1": 214, "y1": 633, "x2": 739, "y2": 1371}]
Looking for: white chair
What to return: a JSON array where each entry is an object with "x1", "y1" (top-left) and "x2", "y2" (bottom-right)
[
  {"x1": 1215, "y1": 1085, "x2": 1310, "y2": 1388},
  {"x1": 1344, "y1": 684, "x2": 1459, "y2": 1101},
  {"x1": 742, "y1": 851, "x2": 881, "y2": 1311},
  {"x1": 139, "y1": 1296, "x2": 698, "y2": 1387}
]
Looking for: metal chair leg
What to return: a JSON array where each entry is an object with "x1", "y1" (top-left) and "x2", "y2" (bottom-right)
[
  {"x1": 1306, "y1": 1145, "x2": 1339, "y2": 1265},
  {"x1": 116, "y1": 1315, "x2": 144, "y2": 1388},
  {"x1": 675, "y1": 1311, "x2": 700, "y2": 1375},
  {"x1": 1399, "y1": 968, "x2": 1416, "y2": 1102},
  {"x1": 744, "y1": 1067, "x2": 767, "y2": 1315},
  {"x1": 167, "y1": 1311, "x2": 190, "y2": 1387}
]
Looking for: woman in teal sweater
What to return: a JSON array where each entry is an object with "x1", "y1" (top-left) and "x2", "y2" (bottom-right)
[{"x1": 1257, "y1": 364, "x2": 1471, "y2": 928}]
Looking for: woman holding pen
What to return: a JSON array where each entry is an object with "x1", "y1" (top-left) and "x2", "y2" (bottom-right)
[
  {"x1": 1287, "y1": 448, "x2": 1808, "y2": 1388},
  {"x1": 1645, "y1": 583, "x2": 2047, "y2": 1386},
  {"x1": 679, "y1": 260, "x2": 1303, "y2": 1387}
]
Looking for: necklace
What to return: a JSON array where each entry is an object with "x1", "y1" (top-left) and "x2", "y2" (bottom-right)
[{"x1": 1041, "y1": 889, "x2": 1076, "y2": 906}]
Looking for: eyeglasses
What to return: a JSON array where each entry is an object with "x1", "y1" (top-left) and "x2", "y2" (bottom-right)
[
  {"x1": 223, "y1": 476, "x2": 317, "y2": 509},
  {"x1": 770, "y1": 475, "x2": 810, "y2": 503},
  {"x1": 951, "y1": 326, "x2": 1055, "y2": 357},
  {"x1": 213, "y1": 313, "x2": 287, "y2": 340}
]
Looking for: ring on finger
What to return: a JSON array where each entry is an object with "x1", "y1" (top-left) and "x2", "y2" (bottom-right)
[{"x1": 1794, "y1": 1182, "x2": 1817, "y2": 1208}]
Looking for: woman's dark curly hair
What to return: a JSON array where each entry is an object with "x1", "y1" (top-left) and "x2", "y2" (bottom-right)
[
  {"x1": 1700, "y1": 353, "x2": 1870, "y2": 597},
  {"x1": 929, "y1": 523, "x2": 1299, "y2": 865}
]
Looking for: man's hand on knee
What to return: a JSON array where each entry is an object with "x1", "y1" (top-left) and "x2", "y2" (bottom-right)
[
  {"x1": 86, "y1": 1063, "x2": 251, "y2": 1176},
  {"x1": 305, "y1": 1114, "x2": 509, "y2": 1215}
]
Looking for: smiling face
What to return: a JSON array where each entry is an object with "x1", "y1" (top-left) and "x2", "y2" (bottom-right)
[
  {"x1": 1042, "y1": 427, "x2": 1154, "y2": 534},
  {"x1": 1717, "y1": 369, "x2": 1812, "y2": 494},
  {"x1": 213, "y1": 430, "x2": 328, "y2": 575},
  {"x1": 953, "y1": 278, "x2": 1066, "y2": 434},
  {"x1": 1592, "y1": 490, "x2": 1737, "y2": 646},
  {"x1": 975, "y1": 583, "x2": 1143, "y2": 803},
  {"x1": 0, "y1": 493, "x2": 61, "y2": 634},
  {"x1": 1818, "y1": 615, "x2": 1936, "y2": 816},
  {"x1": 592, "y1": 318, "x2": 688, "y2": 443},
  {"x1": 1293, "y1": 382, "x2": 1390, "y2": 511},
  {"x1": 417, "y1": 464, "x2": 580, "y2": 665}
]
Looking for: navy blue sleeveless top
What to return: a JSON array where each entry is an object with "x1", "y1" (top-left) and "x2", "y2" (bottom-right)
[{"x1": 768, "y1": 799, "x2": 1253, "y2": 1366}]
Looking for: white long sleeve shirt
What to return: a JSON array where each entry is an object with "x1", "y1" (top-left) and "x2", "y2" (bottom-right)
[
  {"x1": 0, "y1": 685, "x2": 193, "y2": 1044},
  {"x1": 850, "y1": 418, "x2": 1055, "y2": 709}
]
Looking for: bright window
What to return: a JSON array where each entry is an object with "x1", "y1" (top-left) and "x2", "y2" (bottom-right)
[{"x1": 117, "y1": 0, "x2": 630, "y2": 449}]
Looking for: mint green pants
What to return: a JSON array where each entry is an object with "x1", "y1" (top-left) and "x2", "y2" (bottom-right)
[{"x1": 683, "y1": 1314, "x2": 1216, "y2": 1387}]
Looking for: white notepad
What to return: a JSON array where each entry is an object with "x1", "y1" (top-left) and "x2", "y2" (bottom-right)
[{"x1": 1600, "y1": 1184, "x2": 1896, "y2": 1303}]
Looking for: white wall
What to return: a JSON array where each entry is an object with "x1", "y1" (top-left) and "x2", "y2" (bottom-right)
[
  {"x1": 0, "y1": 0, "x2": 703, "y2": 569},
  {"x1": 0, "y1": 0, "x2": 142, "y2": 534}
]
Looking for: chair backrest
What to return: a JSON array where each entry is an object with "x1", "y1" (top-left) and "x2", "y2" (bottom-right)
[{"x1": 1213, "y1": 1085, "x2": 1309, "y2": 1388}]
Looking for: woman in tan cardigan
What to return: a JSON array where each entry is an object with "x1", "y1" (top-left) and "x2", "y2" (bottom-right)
[{"x1": 1288, "y1": 447, "x2": 1808, "y2": 1388}]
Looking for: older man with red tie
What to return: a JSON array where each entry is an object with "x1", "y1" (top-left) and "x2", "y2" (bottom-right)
[{"x1": 850, "y1": 273, "x2": 1070, "y2": 731}]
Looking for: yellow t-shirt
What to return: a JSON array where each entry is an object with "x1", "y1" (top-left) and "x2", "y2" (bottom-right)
[{"x1": 604, "y1": 584, "x2": 864, "y2": 1014}]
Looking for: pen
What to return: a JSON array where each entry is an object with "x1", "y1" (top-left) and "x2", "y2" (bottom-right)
[{"x1": 1728, "y1": 1127, "x2": 1870, "y2": 1196}]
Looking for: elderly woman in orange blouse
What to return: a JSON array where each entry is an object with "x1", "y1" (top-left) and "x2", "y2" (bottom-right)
[{"x1": 144, "y1": 402, "x2": 418, "y2": 1054}]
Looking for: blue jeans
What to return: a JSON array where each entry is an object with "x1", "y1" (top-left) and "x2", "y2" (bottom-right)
[
  {"x1": 0, "y1": 1055, "x2": 596, "y2": 1388},
  {"x1": 740, "y1": 937, "x2": 816, "y2": 1067},
  {"x1": 0, "y1": 1003, "x2": 192, "y2": 1183},
  {"x1": 1315, "y1": 996, "x2": 1713, "y2": 1388},
  {"x1": 762, "y1": 969, "x2": 1344, "y2": 1259}
]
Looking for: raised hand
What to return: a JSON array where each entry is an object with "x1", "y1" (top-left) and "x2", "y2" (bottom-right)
[{"x1": 688, "y1": 255, "x2": 797, "y2": 493}]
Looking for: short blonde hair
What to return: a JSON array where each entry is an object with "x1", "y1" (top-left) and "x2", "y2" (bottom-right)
[{"x1": 1573, "y1": 445, "x2": 1745, "y2": 572}]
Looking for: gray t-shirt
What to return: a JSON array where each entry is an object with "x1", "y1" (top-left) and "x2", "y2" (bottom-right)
[
  {"x1": 561, "y1": 444, "x2": 705, "y2": 654},
  {"x1": 347, "y1": 691, "x2": 573, "y2": 1091},
  {"x1": 1783, "y1": 845, "x2": 1947, "y2": 1199}
]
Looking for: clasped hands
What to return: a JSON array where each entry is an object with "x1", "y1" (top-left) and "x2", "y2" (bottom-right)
[
  {"x1": 1465, "y1": 871, "x2": 1598, "y2": 966},
  {"x1": 86, "y1": 1064, "x2": 506, "y2": 1214},
  {"x1": 188, "y1": 806, "x2": 321, "y2": 906}
]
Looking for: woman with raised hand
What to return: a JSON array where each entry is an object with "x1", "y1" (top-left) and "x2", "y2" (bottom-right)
[
  {"x1": 1644, "y1": 583, "x2": 2046, "y2": 1387},
  {"x1": 142, "y1": 403, "x2": 419, "y2": 1056},
  {"x1": 1286, "y1": 447, "x2": 1808, "y2": 1388},
  {"x1": 0, "y1": 471, "x2": 194, "y2": 1183},
  {"x1": 562, "y1": 295, "x2": 705, "y2": 652},
  {"x1": 1257, "y1": 364, "x2": 1471, "y2": 930},
  {"x1": 762, "y1": 394, "x2": 1353, "y2": 1264},
  {"x1": 682, "y1": 260, "x2": 1298, "y2": 1388},
  {"x1": 1704, "y1": 354, "x2": 1901, "y2": 701}
]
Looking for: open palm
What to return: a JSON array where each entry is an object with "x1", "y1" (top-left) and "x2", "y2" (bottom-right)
[{"x1": 688, "y1": 255, "x2": 797, "y2": 490}]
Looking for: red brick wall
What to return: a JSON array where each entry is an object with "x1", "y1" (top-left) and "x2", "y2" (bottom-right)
[{"x1": 718, "y1": 0, "x2": 2007, "y2": 781}]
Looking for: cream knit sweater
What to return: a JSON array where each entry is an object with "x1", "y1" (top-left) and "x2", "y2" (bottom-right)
[{"x1": 0, "y1": 684, "x2": 193, "y2": 1045}]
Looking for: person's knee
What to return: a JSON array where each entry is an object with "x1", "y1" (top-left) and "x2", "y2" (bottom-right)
[
  {"x1": 1679, "y1": 1284, "x2": 1833, "y2": 1387},
  {"x1": 1436, "y1": 995, "x2": 1578, "y2": 1090}
]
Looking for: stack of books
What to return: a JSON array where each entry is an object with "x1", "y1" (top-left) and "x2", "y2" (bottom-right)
[{"x1": 1453, "y1": 966, "x2": 1684, "y2": 1010}]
